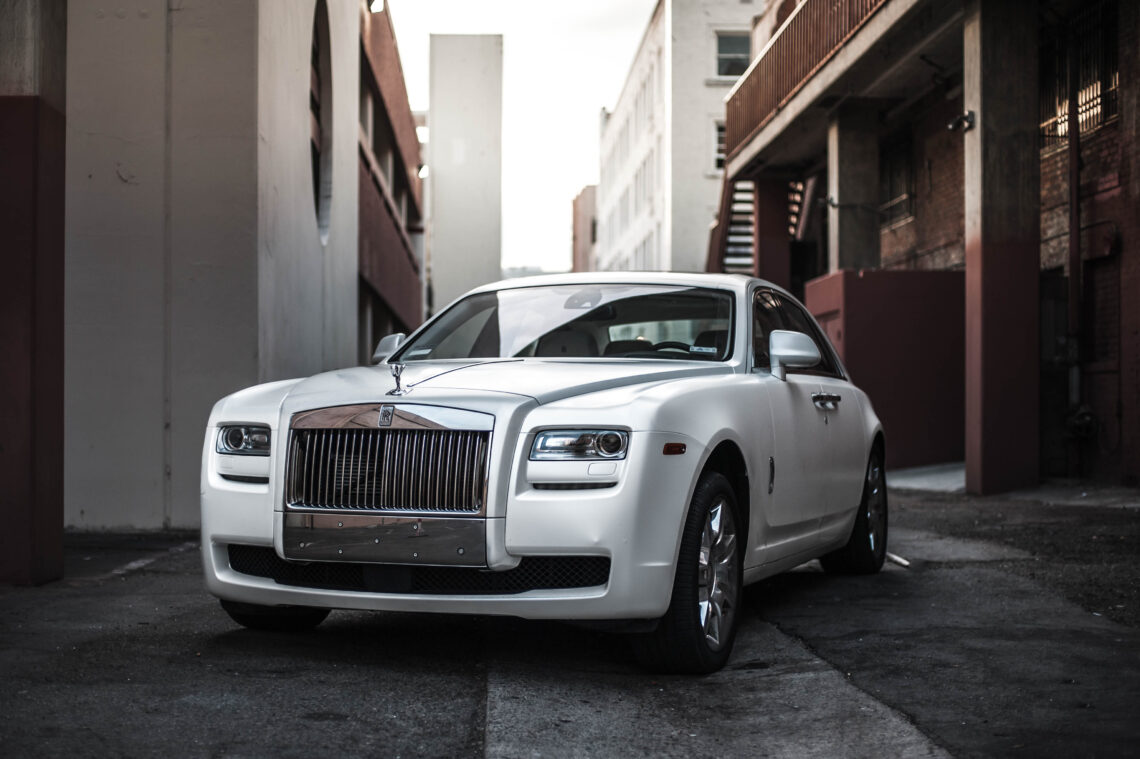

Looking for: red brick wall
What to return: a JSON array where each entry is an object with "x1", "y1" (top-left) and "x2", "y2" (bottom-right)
[
  {"x1": 1035, "y1": 0, "x2": 1138, "y2": 483},
  {"x1": 1115, "y1": 0, "x2": 1138, "y2": 485},
  {"x1": 879, "y1": 93, "x2": 965, "y2": 271},
  {"x1": 359, "y1": 153, "x2": 422, "y2": 330},
  {"x1": 361, "y1": 6, "x2": 422, "y2": 216},
  {"x1": 870, "y1": 4, "x2": 1137, "y2": 483}
]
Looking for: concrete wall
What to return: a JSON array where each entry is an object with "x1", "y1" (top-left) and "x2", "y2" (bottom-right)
[
  {"x1": 257, "y1": 0, "x2": 359, "y2": 381},
  {"x1": 428, "y1": 34, "x2": 502, "y2": 311},
  {"x1": 64, "y1": 0, "x2": 359, "y2": 529},
  {"x1": 65, "y1": 0, "x2": 178, "y2": 529}
]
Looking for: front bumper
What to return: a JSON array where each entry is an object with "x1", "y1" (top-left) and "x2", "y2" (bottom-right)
[{"x1": 201, "y1": 430, "x2": 700, "y2": 620}]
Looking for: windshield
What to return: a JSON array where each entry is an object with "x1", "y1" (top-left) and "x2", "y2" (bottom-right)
[{"x1": 394, "y1": 284, "x2": 735, "y2": 362}]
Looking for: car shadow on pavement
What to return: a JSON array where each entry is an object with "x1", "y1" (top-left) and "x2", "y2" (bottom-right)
[{"x1": 203, "y1": 608, "x2": 636, "y2": 674}]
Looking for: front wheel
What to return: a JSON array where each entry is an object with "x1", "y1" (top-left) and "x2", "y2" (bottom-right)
[
  {"x1": 820, "y1": 448, "x2": 888, "y2": 574},
  {"x1": 632, "y1": 471, "x2": 742, "y2": 674},
  {"x1": 220, "y1": 599, "x2": 330, "y2": 632}
]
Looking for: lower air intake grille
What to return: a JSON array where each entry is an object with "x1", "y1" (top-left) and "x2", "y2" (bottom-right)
[{"x1": 227, "y1": 544, "x2": 610, "y2": 595}]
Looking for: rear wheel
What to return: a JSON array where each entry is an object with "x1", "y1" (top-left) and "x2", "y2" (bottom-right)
[
  {"x1": 632, "y1": 472, "x2": 742, "y2": 674},
  {"x1": 220, "y1": 599, "x2": 330, "y2": 632},
  {"x1": 820, "y1": 448, "x2": 887, "y2": 574}
]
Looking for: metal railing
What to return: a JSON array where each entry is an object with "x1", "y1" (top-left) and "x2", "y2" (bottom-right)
[{"x1": 725, "y1": 0, "x2": 889, "y2": 162}]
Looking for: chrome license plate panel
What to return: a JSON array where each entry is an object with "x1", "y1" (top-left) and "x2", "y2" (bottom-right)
[{"x1": 282, "y1": 512, "x2": 486, "y2": 567}]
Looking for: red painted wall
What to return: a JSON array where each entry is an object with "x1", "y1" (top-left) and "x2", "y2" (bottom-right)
[
  {"x1": 0, "y1": 97, "x2": 64, "y2": 584},
  {"x1": 807, "y1": 269, "x2": 965, "y2": 471}
]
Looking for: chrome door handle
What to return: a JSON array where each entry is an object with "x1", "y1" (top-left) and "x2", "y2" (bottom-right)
[{"x1": 812, "y1": 392, "x2": 841, "y2": 410}]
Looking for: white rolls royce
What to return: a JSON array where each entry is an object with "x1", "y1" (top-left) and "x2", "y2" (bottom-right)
[{"x1": 201, "y1": 272, "x2": 886, "y2": 673}]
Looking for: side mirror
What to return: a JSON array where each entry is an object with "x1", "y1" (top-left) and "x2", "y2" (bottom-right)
[
  {"x1": 768, "y1": 329, "x2": 820, "y2": 381},
  {"x1": 372, "y1": 332, "x2": 406, "y2": 364}
]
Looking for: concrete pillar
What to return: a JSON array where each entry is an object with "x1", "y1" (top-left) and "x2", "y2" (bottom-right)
[
  {"x1": 752, "y1": 176, "x2": 790, "y2": 290},
  {"x1": 0, "y1": 0, "x2": 66, "y2": 584},
  {"x1": 963, "y1": 0, "x2": 1040, "y2": 493},
  {"x1": 827, "y1": 103, "x2": 880, "y2": 271}
]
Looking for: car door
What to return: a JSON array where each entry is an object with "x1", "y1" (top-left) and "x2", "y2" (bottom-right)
[
  {"x1": 749, "y1": 289, "x2": 829, "y2": 563},
  {"x1": 774, "y1": 297, "x2": 868, "y2": 541}
]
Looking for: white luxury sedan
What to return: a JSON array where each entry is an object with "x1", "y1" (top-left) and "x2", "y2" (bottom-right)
[{"x1": 201, "y1": 272, "x2": 886, "y2": 673}]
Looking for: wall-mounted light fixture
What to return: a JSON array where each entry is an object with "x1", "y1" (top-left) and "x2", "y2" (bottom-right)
[{"x1": 947, "y1": 110, "x2": 975, "y2": 132}]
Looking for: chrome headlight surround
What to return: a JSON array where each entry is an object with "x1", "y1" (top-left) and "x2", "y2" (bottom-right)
[
  {"x1": 215, "y1": 425, "x2": 271, "y2": 456},
  {"x1": 530, "y1": 429, "x2": 629, "y2": 461}
]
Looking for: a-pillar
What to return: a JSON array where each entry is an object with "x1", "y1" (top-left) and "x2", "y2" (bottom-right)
[
  {"x1": 752, "y1": 176, "x2": 790, "y2": 290},
  {"x1": 827, "y1": 102, "x2": 880, "y2": 271},
  {"x1": 0, "y1": 0, "x2": 66, "y2": 583},
  {"x1": 963, "y1": 0, "x2": 1039, "y2": 493}
]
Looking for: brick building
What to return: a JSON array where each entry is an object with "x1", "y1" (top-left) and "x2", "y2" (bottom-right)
[
  {"x1": 708, "y1": 0, "x2": 1138, "y2": 490},
  {"x1": 571, "y1": 185, "x2": 598, "y2": 272},
  {"x1": 359, "y1": 6, "x2": 426, "y2": 358}
]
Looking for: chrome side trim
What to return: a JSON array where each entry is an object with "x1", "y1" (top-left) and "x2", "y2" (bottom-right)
[{"x1": 283, "y1": 512, "x2": 487, "y2": 567}]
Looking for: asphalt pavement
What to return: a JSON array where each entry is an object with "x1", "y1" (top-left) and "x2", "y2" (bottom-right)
[{"x1": 1, "y1": 483, "x2": 1137, "y2": 758}]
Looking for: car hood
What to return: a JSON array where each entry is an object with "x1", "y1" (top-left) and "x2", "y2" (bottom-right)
[{"x1": 284, "y1": 359, "x2": 733, "y2": 407}]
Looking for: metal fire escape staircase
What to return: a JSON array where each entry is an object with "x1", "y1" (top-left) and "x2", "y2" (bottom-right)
[{"x1": 706, "y1": 178, "x2": 755, "y2": 274}]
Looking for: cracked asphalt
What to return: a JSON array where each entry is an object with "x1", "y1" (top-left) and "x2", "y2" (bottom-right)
[{"x1": 1, "y1": 487, "x2": 1137, "y2": 758}]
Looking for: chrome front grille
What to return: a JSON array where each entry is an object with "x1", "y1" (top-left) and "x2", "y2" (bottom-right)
[{"x1": 285, "y1": 428, "x2": 490, "y2": 513}]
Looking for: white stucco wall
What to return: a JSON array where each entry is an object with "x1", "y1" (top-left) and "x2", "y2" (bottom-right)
[
  {"x1": 669, "y1": 0, "x2": 754, "y2": 273},
  {"x1": 596, "y1": 0, "x2": 759, "y2": 274},
  {"x1": 597, "y1": 1, "x2": 666, "y2": 273},
  {"x1": 64, "y1": 0, "x2": 359, "y2": 529},
  {"x1": 428, "y1": 34, "x2": 503, "y2": 311}
]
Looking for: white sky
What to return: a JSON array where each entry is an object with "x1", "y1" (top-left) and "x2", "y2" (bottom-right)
[{"x1": 385, "y1": 0, "x2": 659, "y2": 273}]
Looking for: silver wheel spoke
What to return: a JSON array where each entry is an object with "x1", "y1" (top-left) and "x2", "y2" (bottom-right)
[{"x1": 698, "y1": 496, "x2": 738, "y2": 649}]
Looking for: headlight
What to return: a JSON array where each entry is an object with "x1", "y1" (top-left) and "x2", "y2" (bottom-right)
[
  {"x1": 216, "y1": 425, "x2": 271, "y2": 456},
  {"x1": 530, "y1": 429, "x2": 629, "y2": 461}
]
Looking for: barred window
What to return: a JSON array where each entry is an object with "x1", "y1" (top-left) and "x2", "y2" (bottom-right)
[
  {"x1": 879, "y1": 138, "x2": 913, "y2": 227},
  {"x1": 1039, "y1": 0, "x2": 1118, "y2": 149}
]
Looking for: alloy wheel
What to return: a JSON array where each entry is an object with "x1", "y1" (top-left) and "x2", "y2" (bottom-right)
[
  {"x1": 865, "y1": 458, "x2": 887, "y2": 554},
  {"x1": 697, "y1": 497, "x2": 738, "y2": 650}
]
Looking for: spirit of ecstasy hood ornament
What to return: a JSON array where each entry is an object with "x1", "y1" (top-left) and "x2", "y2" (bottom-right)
[{"x1": 387, "y1": 362, "x2": 408, "y2": 396}]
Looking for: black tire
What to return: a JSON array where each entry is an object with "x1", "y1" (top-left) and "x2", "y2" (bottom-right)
[
  {"x1": 820, "y1": 447, "x2": 888, "y2": 575},
  {"x1": 632, "y1": 471, "x2": 743, "y2": 674},
  {"x1": 220, "y1": 599, "x2": 330, "y2": 632}
]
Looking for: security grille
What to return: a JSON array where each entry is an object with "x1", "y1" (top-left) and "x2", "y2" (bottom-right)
[{"x1": 285, "y1": 428, "x2": 489, "y2": 513}]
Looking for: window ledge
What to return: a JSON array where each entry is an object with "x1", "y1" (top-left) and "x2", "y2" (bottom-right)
[{"x1": 705, "y1": 77, "x2": 739, "y2": 87}]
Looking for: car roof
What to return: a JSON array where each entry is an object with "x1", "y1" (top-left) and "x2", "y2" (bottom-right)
[{"x1": 470, "y1": 271, "x2": 773, "y2": 297}]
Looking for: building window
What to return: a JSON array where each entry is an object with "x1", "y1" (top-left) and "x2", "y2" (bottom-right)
[
  {"x1": 716, "y1": 32, "x2": 750, "y2": 77},
  {"x1": 879, "y1": 138, "x2": 913, "y2": 227},
  {"x1": 1039, "y1": 0, "x2": 1118, "y2": 149},
  {"x1": 715, "y1": 122, "x2": 726, "y2": 169}
]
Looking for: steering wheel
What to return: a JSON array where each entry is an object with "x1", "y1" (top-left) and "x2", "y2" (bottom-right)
[{"x1": 652, "y1": 341, "x2": 690, "y2": 353}]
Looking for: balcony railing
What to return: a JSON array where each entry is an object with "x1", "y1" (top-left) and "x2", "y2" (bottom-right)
[{"x1": 725, "y1": 0, "x2": 889, "y2": 163}]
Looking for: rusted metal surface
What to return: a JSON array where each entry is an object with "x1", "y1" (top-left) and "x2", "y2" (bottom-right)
[{"x1": 725, "y1": 0, "x2": 889, "y2": 162}]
